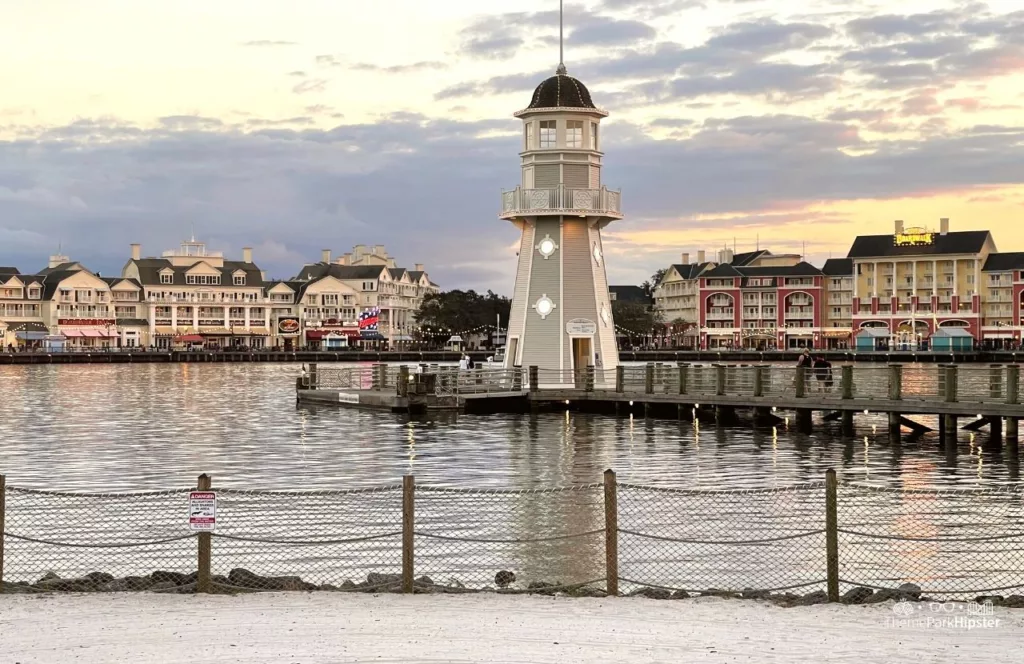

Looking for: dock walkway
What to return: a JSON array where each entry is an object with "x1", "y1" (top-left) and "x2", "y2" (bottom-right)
[{"x1": 297, "y1": 362, "x2": 1023, "y2": 439}]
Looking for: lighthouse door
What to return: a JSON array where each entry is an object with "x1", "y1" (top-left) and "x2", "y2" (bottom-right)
[{"x1": 571, "y1": 337, "x2": 593, "y2": 387}]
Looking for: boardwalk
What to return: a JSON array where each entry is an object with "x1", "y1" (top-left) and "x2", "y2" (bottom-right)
[{"x1": 299, "y1": 363, "x2": 1023, "y2": 440}]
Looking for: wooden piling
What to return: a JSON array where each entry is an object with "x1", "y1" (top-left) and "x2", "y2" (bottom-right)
[
  {"x1": 397, "y1": 366, "x2": 410, "y2": 397},
  {"x1": 603, "y1": 469, "x2": 618, "y2": 597},
  {"x1": 197, "y1": 473, "x2": 212, "y2": 594},
  {"x1": 615, "y1": 366, "x2": 624, "y2": 393},
  {"x1": 753, "y1": 365, "x2": 765, "y2": 398},
  {"x1": 1007, "y1": 365, "x2": 1020, "y2": 405},
  {"x1": 402, "y1": 475, "x2": 415, "y2": 594},
  {"x1": 715, "y1": 364, "x2": 726, "y2": 396},
  {"x1": 825, "y1": 469, "x2": 839, "y2": 603},
  {"x1": 309, "y1": 362, "x2": 318, "y2": 389},
  {"x1": 887, "y1": 364, "x2": 902, "y2": 401},
  {"x1": 841, "y1": 410, "x2": 854, "y2": 436},
  {"x1": 1007, "y1": 417, "x2": 1019, "y2": 441},
  {"x1": 795, "y1": 367, "x2": 806, "y2": 399},
  {"x1": 644, "y1": 364, "x2": 654, "y2": 394},
  {"x1": 840, "y1": 366, "x2": 853, "y2": 400},
  {"x1": 678, "y1": 364, "x2": 689, "y2": 395}
]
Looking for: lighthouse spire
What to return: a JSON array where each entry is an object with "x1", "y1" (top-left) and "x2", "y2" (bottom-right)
[{"x1": 557, "y1": 0, "x2": 566, "y2": 75}]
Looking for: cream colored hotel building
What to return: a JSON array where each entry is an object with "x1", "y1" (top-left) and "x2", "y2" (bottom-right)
[{"x1": 1, "y1": 239, "x2": 438, "y2": 350}]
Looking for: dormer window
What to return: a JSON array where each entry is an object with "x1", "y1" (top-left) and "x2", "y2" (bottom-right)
[
  {"x1": 567, "y1": 120, "x2": 583, "y2": 148},
  {"x1": 160, "y1": 272, "x2": 173, "y2": 285},
  {"x1": 186, "y1": 275, "x2": 220, "y2": 285},
  {"x1": 539, "y1": 120, "x2": 556, "y2": 148},
  {"x1": 28, "y1": 287, "x2": 41, "y2": 299},
  {"x1": 233, "y1": 275, "x2": 246, "y2": 286}
]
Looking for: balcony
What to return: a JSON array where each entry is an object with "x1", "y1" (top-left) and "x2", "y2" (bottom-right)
[
  {"x1": 785, "y1": 308, "x2": 814, "y2": 319},
  {"x1": 706, "y1": 311, "x2": 735, "y2": 321},
  {"x1": 500, "y1": 186, "x2": 623, "y2": 219}
]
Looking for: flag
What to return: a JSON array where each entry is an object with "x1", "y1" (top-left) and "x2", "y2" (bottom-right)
[{"x1": 358, "y1": 307, "x2": 380, "y2": 330}]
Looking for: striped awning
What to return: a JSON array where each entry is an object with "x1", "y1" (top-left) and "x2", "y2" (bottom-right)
[{"x1": 154, "y1": 327, "x2": 176, "y2": 335}]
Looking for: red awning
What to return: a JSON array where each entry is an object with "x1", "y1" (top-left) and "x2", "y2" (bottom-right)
[
  {"x1": 174, "y1": 334, "x2": 205, "y2": 343},
  {"x1": 306, "y1": 330, "x2": 327, "y2": 340}
]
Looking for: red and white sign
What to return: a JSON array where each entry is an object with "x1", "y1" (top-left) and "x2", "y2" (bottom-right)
[{"x1": 189, "y1": 491, "x2": 217, "y2": 531}]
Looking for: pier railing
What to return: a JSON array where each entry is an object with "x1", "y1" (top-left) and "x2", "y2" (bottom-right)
[
  {"x1": 3, "y1": 471, "x2": 1023, "y2": 604},
  {"x1": 530, "y1": 363, "x2": 1021, "y2": 407},
  {"x1": 304, "y1": 365, "x2": 526, "y2": 397}
]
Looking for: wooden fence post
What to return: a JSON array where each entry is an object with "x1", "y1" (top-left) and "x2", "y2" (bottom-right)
[
  {"x1": 945, "y1": 365, "x2": 959, "y2": 403},
  {"x1": 402, "y1": 475, "x2": 415, "y2": 594},
  {"x1": 795, "y1": 366, "x2": 806, "y2": 398},
  {"x1": 615, "y1": 365, "x2": 624, "y2": 393},
  {"x1": 1007, "y1": 365, "x2": 1020, "y2": 405},
  {"x1": 0, "y1": 474, "x2": 5, "y2": 593},
  {"x1": 887, "y1": 364, "x2": 902, "y2": 401},
  {"x1": 840, "y1": 365, "x2": 853, "y2": 400},
  {"x1": 825, "y1": 469, "x2": 839, "y2": 602},
  {"x1": 678, "y1": 363, "x2": 688, "y2": 395},
  {"x1": 753, "y1": 365, "x2": 765, "y2": 398},
  {"x1": 197, "y1": 473, "x2": 212, "y2": 594},
  {"x1": 603, "y1": 469, "x2": 618, "y2": 597},
  {"x1": 397, "y1": 366, "x2": 410, "y2": 397},
  {"x1": 644, "y1": 364, "x2": 654, "y2": 394}
]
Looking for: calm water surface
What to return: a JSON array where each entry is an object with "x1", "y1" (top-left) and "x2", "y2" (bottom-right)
[{"x1": 0, "y1": 363, "x2": 1018, "y2": 491}]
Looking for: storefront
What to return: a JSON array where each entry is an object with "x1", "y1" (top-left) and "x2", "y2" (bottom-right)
[
  {"x1": 741, "y1": 329, "x2": 776, "y2": 350},
  {"x1": 276, "y1": 317, "x2": 300, "y2": 351},
  {"x1": 305, "y1": 327, "x2": 358, "y2": 350},
  {"x1": 6, "y1": 322, "x2": 49, "y2": 350},
  {"x1": 822, "y1": 330, "x2": 851, "y2": 350}
]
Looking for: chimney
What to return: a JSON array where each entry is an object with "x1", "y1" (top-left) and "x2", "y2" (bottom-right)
[
  {"x1": 130, "y1": 243, "x2": 141, "y2": 260},
  {"x1": 681, "y1": 252, "x2": 690, "y2": 264},
  {"x1": 341, "y1": 253, "x2": 352, "y2": 265},
  {"x1": 697, "y1": 250, "x2": 706, "y2": 263},
  {"x1": 322, "y1": 249, "x2": 331, "y2": 263},
  {"x1": 242, "y1": 247, "x2": 253, "y2": 264},
  {"x1": 353, "y1": 244, "x2": 366, "y2": 258},
  {"x1": 940, "y1": 217, "x2": 949, "y2": 235},
  {"x1": 373, "y1": 244, "x2": 385, "y2": 256},
  {"x1": 895, "y1": 220, "x2": 904, "y2": 234},
  {"x1": 48, "y1": 253, "x2": 69, "y2": 269},
  {"x1": 414, "y1": 263, "x2": 424, "y2": 272}
]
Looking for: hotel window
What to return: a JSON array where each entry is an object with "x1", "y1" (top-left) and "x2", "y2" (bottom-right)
[
  {"x1": 160, "y1": 273, "x2": 173, "y2": 285},
  {"x1": 28, "y1": 287, "x2": 40, "y2": 299},
  {"x1": 590, "y1": 122, "x2": 598, "y2": 150},
  {"x1": 233, "y1": 275, "x2": 246, "y2": 286},
  {"x1": 539, "y1": 120, "x2": 556, "y2": 148},
  {"x1": 525, "y1": 123, "x2": 534, "y2": 150},
  {"x1": 566, "y1": 121, "x2": 583, "y2": 148}
]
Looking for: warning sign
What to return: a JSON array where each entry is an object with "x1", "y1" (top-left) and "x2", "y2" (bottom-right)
[{"x1": 189, "y1": 491, "x2": 217, "y2": 531}]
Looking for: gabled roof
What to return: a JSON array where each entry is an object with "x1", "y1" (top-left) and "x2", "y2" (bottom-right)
[
  {"x1": 847, "y1": 231, "x2": 991, "y2": 258},
  {"x1": 702, "y1": 264, "x2": 743, "y2": 278},
  {"x1": 663, "y1": 262, "x2": 715, "y2": 283},
  {"x1": 296, "y1": 262, "x2": 389, "y2": 282},
  {"x1": 36, "y1": 262, "x2": 83, "y2": 275},
  {"x1": 730, "y1": 250, "x2": 768, "y2": 267},
  {"x1": 739, "y1": 262, "x2": 822, "y2": 277},
  {"x1": 822, "y1": 258, "x2": 854, "y2": 276},
  {"x1": 102, "y1": 277, "x2": 142, "y2": 289},
  {"x1": 0, "y1": 267, "x2": 20, "y2": 275},
  {"x1": 982, "y1": 252, "x2": 1024, "y2": 272},
  {"x1": 127, "y1": 258, "x2": 264, "y2": 287}
]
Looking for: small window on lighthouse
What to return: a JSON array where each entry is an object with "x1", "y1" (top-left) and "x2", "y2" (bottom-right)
[
  {"x1": 525, "y1": 123, "x2": 534, "y2": 150},
  {"x1": 590, "y1": 122, "x2": 598, "y2": 150},
  {"x1": 540, "y1": 121, "x2": 556, "y2": 148},
  {"x1": 567, "y1": 121, "x2": 583, "y2": 148}
]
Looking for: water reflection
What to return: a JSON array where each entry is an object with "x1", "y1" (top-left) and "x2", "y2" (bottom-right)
[{"x1": 0, "y1": 363, "x2": 1020, "y2": 492}]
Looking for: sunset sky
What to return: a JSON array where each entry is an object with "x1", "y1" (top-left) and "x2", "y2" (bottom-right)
[{"x1": 1, "y1": 0, "x2": 1022, "y2": 291}]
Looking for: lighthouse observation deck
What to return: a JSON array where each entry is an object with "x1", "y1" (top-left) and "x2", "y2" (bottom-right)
[{"x1": 500, "y1": 185, "x2": 622, "y2": 219}]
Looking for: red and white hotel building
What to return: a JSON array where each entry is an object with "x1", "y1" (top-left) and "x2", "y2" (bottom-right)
[{"x1": 656, "y1": 219, "x2": 1024, "y2": 350}]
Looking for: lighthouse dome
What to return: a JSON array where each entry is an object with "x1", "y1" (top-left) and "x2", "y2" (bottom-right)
[{"x1": 526, "y1": 69, "x2": 596, "y2": 110}]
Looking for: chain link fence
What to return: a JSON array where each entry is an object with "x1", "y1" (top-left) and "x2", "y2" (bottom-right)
[{"x1": 3, "y1": 473, "x2": 1024, "y2": 603}]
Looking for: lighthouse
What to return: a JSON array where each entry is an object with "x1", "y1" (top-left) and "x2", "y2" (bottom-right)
[{"x1": 500, "y1": 4, "x2": 622, "y2": 384}]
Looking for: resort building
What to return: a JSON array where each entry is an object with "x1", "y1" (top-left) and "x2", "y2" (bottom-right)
[
  {"x1": 653, "y1": 218, "x2": 1022, "y2": 350},
  {"x1": 293, "y1": 247, "x2": 439, "y2": 348},
  {"x1": 121, "y1": 239, "x2": 270, "y2": 349}
]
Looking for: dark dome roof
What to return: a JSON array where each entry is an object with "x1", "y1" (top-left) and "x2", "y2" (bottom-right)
[{"x1": 527, "y1": 70, "x2": 596, "y2": 109}]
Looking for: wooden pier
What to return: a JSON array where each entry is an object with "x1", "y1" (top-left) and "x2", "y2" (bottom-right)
[{"x1": 297, "y1": 362, "x2": 1023, "y2": 442}]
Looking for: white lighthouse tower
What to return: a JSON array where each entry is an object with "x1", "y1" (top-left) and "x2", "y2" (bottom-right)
[{"x1": 500, "y1": 4, "x2": 622, "y2": 384}]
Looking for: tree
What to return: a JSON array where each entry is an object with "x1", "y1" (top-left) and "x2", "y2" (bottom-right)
[
  {"x1": 415, "y1": 290, "x2": 512, "y2": 338},
  {"x1": 641, "y1": 268, "x2": 668, "y2": 297},
  {"x1": 611, "y1": 300, "x2": 661, "y2": 337}
]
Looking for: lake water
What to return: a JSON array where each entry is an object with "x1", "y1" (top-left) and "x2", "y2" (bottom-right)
[{"x1": 1, "y1": 363, "x2": 1021, "y2": 598}]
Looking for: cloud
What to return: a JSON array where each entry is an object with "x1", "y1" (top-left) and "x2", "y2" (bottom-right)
[
  {"x1": 288, "y1": 71, "x2": 306, "y2": 77},
  {"x1": 2, "y1": 110, "x2": 1023, "y2": 291},
  {"x1": 240, "y1": 40, "x2": 296, "y2": 47},
  {"x1": 292, "y1": 79, "x2": 328, "y2": 94},
  {"x1": 349, "y1": 61, "x2": 448, "y2": 74}
]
